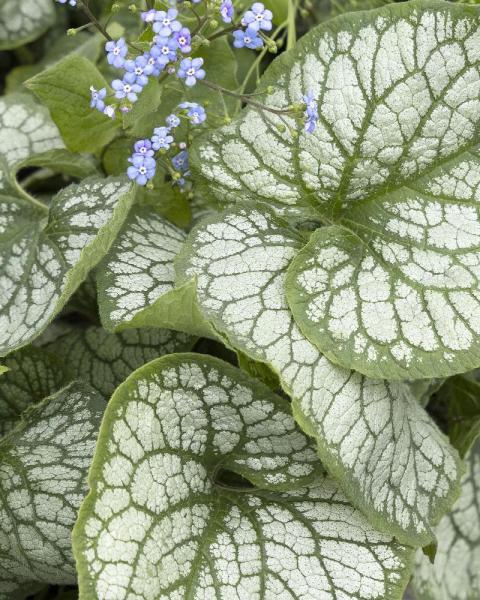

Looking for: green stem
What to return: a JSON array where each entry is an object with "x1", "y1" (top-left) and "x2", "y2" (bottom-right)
[
  {"x1": 287, "y1": 0, "x2": 297, "y2": 50},
  {"x1": 237, "y1": 20, "x2": 288, "y2": 94},
  {"x1": 200, "y1": 80, "x2": 295, "y2": 116},
  {"x1": 78, "y1": 0, "x2": 112, "y2": 41}
]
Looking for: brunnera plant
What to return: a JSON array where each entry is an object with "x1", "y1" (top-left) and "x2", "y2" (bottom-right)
[{"x1": 1, "y1": 0, "x2": 480, "y2": 599}]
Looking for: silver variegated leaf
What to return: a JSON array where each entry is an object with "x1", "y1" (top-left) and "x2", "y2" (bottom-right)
[
  {"x1": 42, "y1": 325, "x2": 196, "y2": 399},
  {"x1": 193, "y1": 0, "x2": 480, "y2": 380},
  {"x1": 96, "y1": 206, "x2": 216, "y2": 338},
  {"x1": 0, "y1": 381, "x2": 104, "y2": 598},
  {"x1": 0, "y1": 176, "x2": 133, "y2": 356},
  {"x1": 0, "y1": 95, "x2": 135, "y2": 357},
  {"x1": 0, "y1": 0, "x2": 55, "y2": 50},
  {"x1": 176, "y1": 204, "x2": 461, "y2": 546},
  {"x1": 73, "y1": 354, "x2": 413, "y2": 600},
  {"x1": 412, "y1": 441, "x2": 480, "y2": 600},
  {"x1": 0, "y1": 346, "x2": 70, "y2": 436}
]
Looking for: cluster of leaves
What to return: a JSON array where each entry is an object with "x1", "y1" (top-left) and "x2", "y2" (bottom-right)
[{"x1": 1, "y1": 1, "x2": 480, "y2": 599}]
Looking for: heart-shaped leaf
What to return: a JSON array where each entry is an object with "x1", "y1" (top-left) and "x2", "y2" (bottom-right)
[
  {"x1": 176, "y1": 204, "x2": 461, "y2": 545},
  {"x1": 73, "y1": 354, "x2": 413, "y2": 600},
  {"x1": 0, "y1": 0, "x2": 55, "y2": 50},
  {"x1": 412, "y1": 441, "x2": 480, "y2": 600},
  {"x1": 96, "y1": 206, "x2": 216, "y2": 339},
  {"x1": 192, "y1": 0, "x2": 480, "y2": 380},
  {"x1": 0, "y1": 382, "x2": 104, "y2": 597},
  {"x1": 0, "y1": 95, "x2": 135, "y2": 356}
]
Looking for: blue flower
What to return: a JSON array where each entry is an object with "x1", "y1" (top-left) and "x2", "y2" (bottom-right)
[
  {"x1": 151, "y1": 127, "x2": 174, "y2": 151},
  {"x1": 152, "y1": 9, "x2": 182, "y2": 37},
  {"x1": 56, "y1": 0, "x2": 77, "y2": 5},
  {"x1": 105, "y1": 38, "x2": 128, "y2": 69},
  {"x1": 233, "y1": 27, "x2": 263, "y2": 50},
  {"x1": 112, "y1": 78, "x2": 142, "y2": 102},
  {"x1": 153, "y1": 36, "x2": 179, "y2": 66},
  {"x1": 220, "y1": 0, "x2": 234, "y2": 23},
  {"x1": 145, "y1": 47, "x2": 165, "y2": 77},
  {"x1": 90, "y1": 86, "x2": 106, "y2": 111},
  {"x1": 141, "y1": 9, "x2": 157, "y2": 23},
  {"x1": 179, "y1": 102, "x2": 207, "y2": 125},
  {"x1": 304, "y1": 90, "x2": 318, "y2": 133},
  {"x1": 174, "y1": 27, "x2": 192, "y2": 54},
  {"x1": 127, "y1": 155, "x2": 156, "y2": 186},
  {"x1": 134, "y1": 139, "x2": 154, "y2": 157},
  {"x1": 172, "y1": 150, "x2": 189, "y2": 172},
  {"x1": 242, "y1": 2, "x2": 273, "y2": 31},
  {"x1": 103, "y1": 105, "x2": 116, "y2": 119},
  {"x1": 124, "y1": 55, "x2": 154, "y2": 87},
  {"x1": 177, "y1": 57, "x2": 205, "y2": 87},
  {"x1": 166, "y1": 114, "x2": 181, "y2": 128}
]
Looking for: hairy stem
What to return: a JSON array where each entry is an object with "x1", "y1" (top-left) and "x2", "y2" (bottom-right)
[{"x1": 78, "y1": 0, "x2": 112, "y2": 41}]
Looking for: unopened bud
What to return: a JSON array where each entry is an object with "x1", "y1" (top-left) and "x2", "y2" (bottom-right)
[
  {"x1": 111, "y1": 3, "x2": 121, "y2": 12},
  {"x1": 67, "y1": 28, "x2": 77, "y2": 36},
  {"x1": 266, "y1": 86, "x2": 275, "y2": 95},
  {"x1": 276, "y1": 123, "x2": 286, "y2": 133},
  {"x1": 128, "y1": 4, "x2": 137, "y2": 13}
]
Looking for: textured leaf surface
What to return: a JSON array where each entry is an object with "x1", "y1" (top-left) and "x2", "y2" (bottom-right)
[
  {"x1": 42, "y1": 325, "x2": 196, "y2": 399},
  {"x1": 1, "y1": 177, "x2": 134, "y2": 356},
  {"x1": 0, "y1": 347, "x2": 70, "y2": 437},
  {"x1": 0, "y1": 0, "x2": 55, "y2": 50},
  {"x1": 177, "y1": 204, "x2": 461, "y2": 545},
  {"x1": 97, "y1": 206, "x2": 215, "y2": 338},
  {"x1": 193, "y1": 0, "x2": 480, "y2": 380},
  {"x1": 74, "y1": 354, "x2": 413, "y2": 600},
  {"x1": 0, "y1": 382, "x2": 104, "y2": 597},
  {"x1": 413, "y1": 442, "x2": 480, "y2": 600},
  {"x1": 0, "y1": 94, "x2": 65, "y2": 197}
]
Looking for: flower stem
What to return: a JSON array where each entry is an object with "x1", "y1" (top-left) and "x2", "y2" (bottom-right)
[
  {"x1": 78, "y1": 0, "x2": 112, "y2": 41},
  {"x1": 200, "y1": 80, "x2": 295, "y2": 116}
]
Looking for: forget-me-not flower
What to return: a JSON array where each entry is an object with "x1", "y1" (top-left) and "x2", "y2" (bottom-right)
[
  {"x1": 127, "y1": 155, "x2": 156, "y2": 185},
  {"x1": 233, "y1": 27, "x2": 263, "y2": 49},
  {"x1": 304, "y1": 90, "x2": 318, "y2": 133},
  {"x1": 151, "y1": 127, "x2": 174, "y2": 151},
  {"x1": 90, "y1": 86, "x2": 106, "y2": 112},
  {"x1": 242, "y1": 2, "x2": 273, "y2": 31},
  {"x1": 220, "y1": 0, "x2": 234, "y2": 23},
  {"x1": 179, "y1": 102, "x2": 206, "y2": 125},
  {"x1": 153, "y1": 9, "x2": 182, "y2": 37},
  {"x1": 177, "y1": 57, "x2": 205, "y2": 87},
  {"x1": 105, "y1": 38, "x2": 128, "y2": 68}
]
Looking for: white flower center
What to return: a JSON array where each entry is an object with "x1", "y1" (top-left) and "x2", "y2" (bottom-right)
[
  {"x1": 139, "y1": 167, "x2": 147, "y2": 175},
  {"x1": 187, "y1": 68, "x2": 195, "y2": 76}
]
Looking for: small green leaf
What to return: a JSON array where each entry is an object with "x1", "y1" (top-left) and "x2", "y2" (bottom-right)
[
  {"x1": 41, "y1": 325, "x2": 196, "y2": 399},
  {"x1": 0, "y1": 346, "x2": 70, "y2": 437},
  {"x1": 5, "y1": 32, "x2": 102, "y2": 94},
  {"x1": 193, "y1": 0, "x2": 480, "y2": 380},
  {"x1": 435, "y1": 375, "x2": 480, "y2": 458},
  {"x1": 26, "y1": 55, "x2": 118, "y2": 153},
  {"x1": 0, "y1": 175, "x2": 134, "y2": 357},
  {"x1": 0, "y1": 382, "x2": 105, "y2": 597},
  {"x1": 74, "y1": 353, "x2": 413, "y2": 600},
  {"x1": 0, "y1": 0, "x2": 55, "y2": 50},
  {"x1": 177, "y1": 204, "x2": 462, "y2": 546},
  {"x1": 96, "y1": 206, "x2": 216, "y2": 339},
  {"x1": 413, "y1": 441, "x2": 480, "y2": 600}
]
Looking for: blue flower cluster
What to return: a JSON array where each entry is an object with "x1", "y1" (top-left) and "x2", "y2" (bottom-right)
[
  {"x1": 233, "y1": 2, "x2": 273, "y2": 50},
  {"x1": 127, "y1": 102, "x2": 206, "y2": 187},
  {"x1": 89, "y1": 8, "x2": 208, "y2": 120}
]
